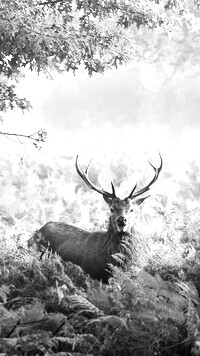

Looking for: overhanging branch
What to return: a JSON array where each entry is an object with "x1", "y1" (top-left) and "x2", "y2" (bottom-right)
[{"x1": 0, "y1": 129, "x2": 47, "y2": 149}]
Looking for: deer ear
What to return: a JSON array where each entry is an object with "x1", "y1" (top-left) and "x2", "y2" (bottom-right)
[
  {"x1": 136, "y1": 195, "x2": 150, "y2": 205},
  {"x1": 103, "y1": 195, "x2": 112, "y2": 206}
]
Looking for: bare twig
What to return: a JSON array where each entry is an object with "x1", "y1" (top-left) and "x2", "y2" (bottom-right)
[
  {"x1": 38, "y1": 0, "x2": 63, "y2": 5},
  {"x1": 23, "y1": 317, "x2": 49, "y2": 325},
  {"x1": 0, "y1": 129, "x2": 47, "y2": 149},
  {"x1": 52, "y1": 321, "x2": 65, "y2": 335},
  {"x1": 161, "y1": 337, "x2": 191, "y2": 353},
  {"x1": 6, "y1": 320, "x2": 21, "y2": 338}
]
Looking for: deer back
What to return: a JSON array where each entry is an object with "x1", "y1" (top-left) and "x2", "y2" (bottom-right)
[{"x1": 29, "y1": 221, "x2": 129, "y2": 282}]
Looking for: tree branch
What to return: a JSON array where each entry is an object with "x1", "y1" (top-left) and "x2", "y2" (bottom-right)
[
  {"x1": 0, "y1": 129, "x2": 47, "y2": 150},
  {"x1": 38, "y1": 0, "x2": 63, "y2": 5}
]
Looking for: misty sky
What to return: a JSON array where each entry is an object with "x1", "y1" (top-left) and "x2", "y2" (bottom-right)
[
  {"x1": 17, "y1": 63, "x2": 200, "y2": 132},
  {"x1": 2, "y1": 63, "x2": 200, "y2": 159}
]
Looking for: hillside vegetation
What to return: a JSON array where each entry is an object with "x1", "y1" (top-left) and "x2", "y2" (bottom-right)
[{"x1": 0, "y1": 152, "x2": 200, "y2": 355}]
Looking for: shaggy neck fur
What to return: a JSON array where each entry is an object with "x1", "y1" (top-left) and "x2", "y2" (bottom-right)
[{"x1": 101, "y1": 217, "x2": 132, "y2": 255}]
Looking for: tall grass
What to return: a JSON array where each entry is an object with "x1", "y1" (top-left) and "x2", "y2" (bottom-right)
[{"x1": 1, "y1": 133, "x2": 200, "y2": 354}]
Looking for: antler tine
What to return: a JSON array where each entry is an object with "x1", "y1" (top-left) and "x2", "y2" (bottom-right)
[
  {"x1": 111, "y1": 181, "x2": 116, "y2": 196},
  {"x1": 128, "y1": 153, "x2": 163, "y2": 199},
  {"x1": 75, "y1": 155, "x2": 116, "y2": 198},
  {"x1": 85, "y1": 159, "x2": 92, "y2": 174},
  {"x1": 127, "y1": 183, "x2": 137, "y2": 199}
]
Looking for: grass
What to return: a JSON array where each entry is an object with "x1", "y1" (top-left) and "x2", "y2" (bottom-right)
[{"x1": 0, "y1": 149, "x2": 200, "y2": 355}]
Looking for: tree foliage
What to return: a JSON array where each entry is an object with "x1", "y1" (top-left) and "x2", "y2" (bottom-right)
[{"x1": 0, "y1": 0, "x2": 200, "y2": 112}]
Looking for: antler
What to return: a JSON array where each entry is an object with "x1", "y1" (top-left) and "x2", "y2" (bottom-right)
[
  {"x1": 75, "y1": 155, "x2": 116, "y2": 198},
  {"x1": 127, "y1": 153, "x2": 163, "y2": 199}
]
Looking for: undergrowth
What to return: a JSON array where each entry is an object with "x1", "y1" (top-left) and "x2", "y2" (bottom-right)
[{"x1": 0, "y1": 153, "x2": 200, "y2": 355}]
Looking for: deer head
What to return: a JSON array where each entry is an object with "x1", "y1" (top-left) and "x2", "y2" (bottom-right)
[{"x1": 76, "y1": 154, "x2": 162, "y2": 233}]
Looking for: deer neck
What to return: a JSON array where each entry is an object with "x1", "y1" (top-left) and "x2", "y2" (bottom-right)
[
  {"x1": 98, "y1": 218, "x2": 133, "y2": 264},
  {"x1": 105, "y1": 217, "x2": 132, "y2": 244}
]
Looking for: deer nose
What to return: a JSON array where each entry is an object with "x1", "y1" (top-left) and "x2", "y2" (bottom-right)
[{"x1": 116, "y1": 216, "x2": 127, "y2": 228}]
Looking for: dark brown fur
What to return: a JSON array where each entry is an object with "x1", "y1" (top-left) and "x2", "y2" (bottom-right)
[{"x1": 29, "y1": 218, "x2": 132, "y2": 283}]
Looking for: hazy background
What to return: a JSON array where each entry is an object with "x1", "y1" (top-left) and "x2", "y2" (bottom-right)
[
  {"x1": 1, "y1": 63, "x2": 200, "y2": 167},
  {"x1": 0, "y1": 57, "x2": 200, "y2": 247}
]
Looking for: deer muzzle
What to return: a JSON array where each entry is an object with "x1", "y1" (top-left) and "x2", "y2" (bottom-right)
[{"x1": 115, "y1": 216, "x2": 127, "y2": 232}]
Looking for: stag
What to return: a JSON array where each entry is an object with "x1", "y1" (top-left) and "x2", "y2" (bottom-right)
[{"x1": 28, "y1": 154, "x2": 162, "y2": 283}]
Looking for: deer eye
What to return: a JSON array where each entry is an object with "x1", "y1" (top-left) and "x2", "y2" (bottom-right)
[
  {"x1": 130, "y1": 209, "x2": 134, "y2": 213},
  {"x1": 110, "y1": 208, "x2": 114, "y2": 213}
]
